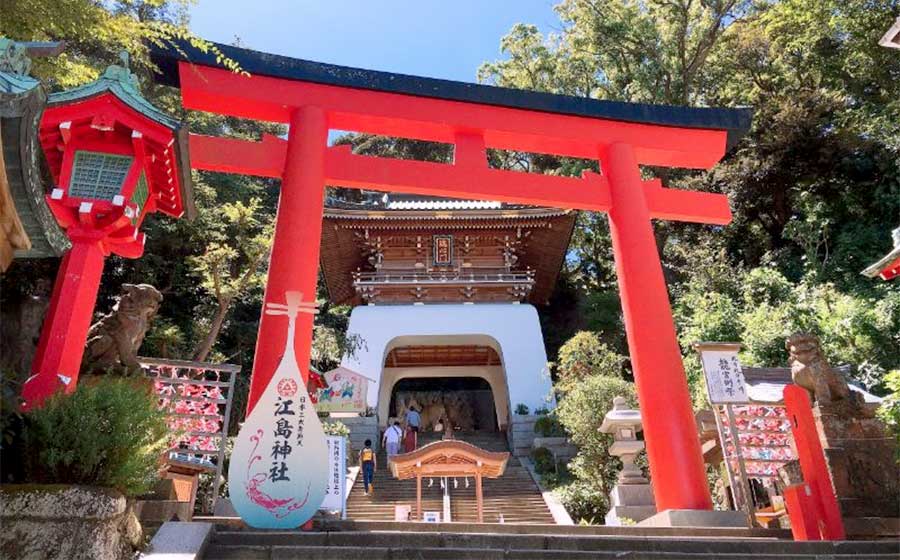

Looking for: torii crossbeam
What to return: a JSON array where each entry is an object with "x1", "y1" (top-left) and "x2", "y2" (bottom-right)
[{"x1": 152, "y1": 40, "x2": 751, "y2": 514}]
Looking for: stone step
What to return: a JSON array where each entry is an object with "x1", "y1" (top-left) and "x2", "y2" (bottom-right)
[
  {"x1": 204, "y1": 530, "x2": 899, "y2": 560},
  {"x1": 347, "y1": 430, "x2": 554, "y2": 524},
  {"x1": 202, "y1": 545, "x2": 892, "y2": 560}
]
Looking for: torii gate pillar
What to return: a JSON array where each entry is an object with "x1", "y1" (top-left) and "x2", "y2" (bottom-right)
[
  {"x1": 247, "y1": 106, "x2": 327, "y2": 410},
  {"x1": 603, "y1": 142, "x2": 712, "y2": 511}
]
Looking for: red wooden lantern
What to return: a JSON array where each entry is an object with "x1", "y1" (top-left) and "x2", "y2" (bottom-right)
[{"x1": 22, "y1": 58, "x2": 192, "y2": 409}]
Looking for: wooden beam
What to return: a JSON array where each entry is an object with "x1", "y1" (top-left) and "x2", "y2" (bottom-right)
[
  {"x1": 190, "y1": 133, "x2": 285, "y2": 178},
  {"x1": 188, "y1": 134, "x2": 732, "y2": 225}
]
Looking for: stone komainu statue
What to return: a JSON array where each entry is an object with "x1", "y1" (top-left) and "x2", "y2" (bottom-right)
[
  {"x1": 786, "y1": 333, "x2": 850, "y2": 405},
  {"x1": 82, "y1": 284, "x2": 162, "y2": 375}
]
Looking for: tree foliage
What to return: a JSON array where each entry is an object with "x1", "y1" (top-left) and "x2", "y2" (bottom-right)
[
  {"x1": 481, "y1": 0, "x2": 900, "y2": 522},
  {"x1": 482, "y1": 0, "x2": 899, "y2": 388},
  {"x1": 555, "y1": 373, "x2": 640, "y2": 523}
]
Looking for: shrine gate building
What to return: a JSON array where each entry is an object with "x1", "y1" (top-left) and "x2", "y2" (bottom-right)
[{"x1": 320, "y1": 194, "x2": 575, "y2": 436}]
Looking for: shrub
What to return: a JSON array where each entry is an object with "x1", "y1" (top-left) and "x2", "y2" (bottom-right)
[
  {"x1": 323, "y1": 420, "x2": 351, "y2": 438},
  {"x1": 514, "y1": 403, "x2": 530, "y2": 415},
  {"x1": 556, "y1": 373, "x2": 643, "y2": 520},
  {"x1": 555, "y1": 479, "x2": 609, "y2": 524},
  {"x1": 877, "y1": 370, "x2": 900, "y2": 460},
  {"x1": 556, "y1": 332, "x2": 626, "y2": 394},
  {"x1": 530, "y1": 446, "x2": 555, "y2": 474},
  {"x1": 533, "y1": 414, "x2": 566, "y2": 437},
  {"x1": 534, "y1": 407, "x2": 550, "y2": 416},
  {"x1": 23, "y1": 378, "x2": 169, "y2": 496}
]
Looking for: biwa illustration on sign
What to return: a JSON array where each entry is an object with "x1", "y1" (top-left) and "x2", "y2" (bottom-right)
[{"x1": 228, "y1": 292, "x2": 329, "y2": 528}]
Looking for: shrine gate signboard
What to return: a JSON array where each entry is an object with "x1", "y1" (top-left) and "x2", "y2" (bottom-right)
[{"x1": 151, "y1": 39, "x2": 751, "y2": 518}]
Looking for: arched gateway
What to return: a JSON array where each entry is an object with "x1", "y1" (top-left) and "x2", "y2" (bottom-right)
[{"x1": 145, "y1": 38, "x2": 751, "y2": 515}]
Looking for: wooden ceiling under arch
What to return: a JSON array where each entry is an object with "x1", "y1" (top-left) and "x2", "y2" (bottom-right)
[{"x1": 384, "y1": 345, "x2": 501, "y2": 368}]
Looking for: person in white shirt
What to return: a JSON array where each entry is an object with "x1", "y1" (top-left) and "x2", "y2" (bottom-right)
[{"x1": 382, "y1": 421, "x2": 403, "y2": 456}]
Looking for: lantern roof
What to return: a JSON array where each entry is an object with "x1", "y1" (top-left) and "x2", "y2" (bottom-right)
[
  {"x1": 599, "y1": 396, "x2": 643, "y2": 433},
  {"x1": 47, "y1": 54, "x2": 179, "y2": 131}
]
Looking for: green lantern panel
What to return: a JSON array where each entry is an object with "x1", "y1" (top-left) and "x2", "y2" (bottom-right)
[{"x1": 68, "y1": 150, "x2": 133, "y2": 200}]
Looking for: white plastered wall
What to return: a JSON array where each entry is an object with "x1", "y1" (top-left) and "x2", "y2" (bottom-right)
[{"x1": 340, "y1": 304, "x2": 553, "y2": 428}]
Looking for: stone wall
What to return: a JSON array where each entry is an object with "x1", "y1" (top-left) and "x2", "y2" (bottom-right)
[
  {"x1": 0, "y1": 485, "x2": 141, "y2": 560},
  {"x1": 813, "y1": 401, "x2": 899, "y2": 519},
  {"x1": 330, "y1": 415, "x2": 379, "y2": 453},
  {"x1": 509, "y1": 414, "x2": 538, "y2": 457}
]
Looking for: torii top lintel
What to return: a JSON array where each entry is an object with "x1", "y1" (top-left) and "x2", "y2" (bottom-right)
[{"x1": 150, "y1": 40, "x2": 750, "y2": 170}]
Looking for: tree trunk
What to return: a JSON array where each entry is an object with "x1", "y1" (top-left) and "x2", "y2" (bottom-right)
[{"x1": 193, "y1": 300, "x2": 230, "y2": 362}]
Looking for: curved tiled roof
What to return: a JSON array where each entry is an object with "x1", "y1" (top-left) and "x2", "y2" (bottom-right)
[{"x1": 388, "y1": 439, "x2": 510, "y2": 480}]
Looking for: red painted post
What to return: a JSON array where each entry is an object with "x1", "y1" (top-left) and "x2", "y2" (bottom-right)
[
  {"x1": 783, "y1": 483, "x2": 823, "y2": 541},
  {"x1": 22, "y1": 238, "x2": 107, "y2": 409},
  {"x1": 783, "y1": 384, "x2": 845, "y2": 540},
  {"x1": 246, "y1": 106, "x2": 328, "y2": 414},
  {"x1": 602, "y1": 142, "x2": 712, "y2": 512}
]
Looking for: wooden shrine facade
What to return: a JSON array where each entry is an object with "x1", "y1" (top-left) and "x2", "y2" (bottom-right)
[
  {"x1": 320, "y1": 196, "x2": 575, "y2": 305},
  {"x1": 389, "y1": 439, "x2": 509, "y2": 522}
]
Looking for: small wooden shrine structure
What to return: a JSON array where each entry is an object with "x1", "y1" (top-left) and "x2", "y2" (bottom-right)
[{"x1": 389, "y1": 440, "x2": 509, "y2": 522}]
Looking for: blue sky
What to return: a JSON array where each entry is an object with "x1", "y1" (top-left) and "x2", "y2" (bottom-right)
[{"x1": 189, "y1": 0, "x2": 559, "y2": 83}]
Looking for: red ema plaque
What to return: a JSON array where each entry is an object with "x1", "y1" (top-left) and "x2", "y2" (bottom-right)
[{"x1": 433, "y1": 235, "x2": 453, "y2": 266}]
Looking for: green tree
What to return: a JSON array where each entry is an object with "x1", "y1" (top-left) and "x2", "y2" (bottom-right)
[
  {"x1": 555, "y1": 373, "x2": 639, "y2": 523},
  {"x1": 1, "y1": 0, "x2": 241, "y2": 88},
  {"x1": 483, "y1": 1, "x2": 900, "y2": 403},
  {"x1": 189, "y1": 198, "x2": 273, "y2": 362},
  {"x1": 556, "y1": 331, "x2": 626, "y2": 392}
]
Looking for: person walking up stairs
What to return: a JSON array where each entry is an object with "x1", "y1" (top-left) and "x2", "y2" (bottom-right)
[{"x1": 358, "y1": 439, "x2": 376, "y2": 496}]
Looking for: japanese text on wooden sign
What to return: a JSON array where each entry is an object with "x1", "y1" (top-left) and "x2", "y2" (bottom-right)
[
  {"x1": 433, "y1": 235, "x2": 452, "y2": 266},
  {"x1": 699, "y1": 349, "x2": 749, "y2": 404}
]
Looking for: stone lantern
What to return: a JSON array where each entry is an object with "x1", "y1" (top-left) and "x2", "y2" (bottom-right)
[{"x1": 599, "y1": 396, "x2": 656, "y2": 525}]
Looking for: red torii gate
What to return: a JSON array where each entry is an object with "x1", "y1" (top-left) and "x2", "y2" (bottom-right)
[{"x1": 152, "y1": 41, "x2": 750, "y2": 514}]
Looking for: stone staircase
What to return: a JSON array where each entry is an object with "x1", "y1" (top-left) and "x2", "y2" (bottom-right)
[
  {"x1": 345, "y1": 430, "x2": 555, "y2": 524},
  {"x1": 202, "y1": 528, "x2": 900, "y2": 559}
]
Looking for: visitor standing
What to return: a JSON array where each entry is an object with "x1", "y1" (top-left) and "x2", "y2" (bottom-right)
[
  {"x1": 358, "y1": 439, "x2": 377, "y2": 495},
  {"x1": 383, "y1": 421, "x2": 403, "y2": 457},
  {"x1": 405, "y1": 405, "x2": 421, "y2": 449},
  {"x1": 403, "y1": 424, "x2": 416, "y2": 453}
]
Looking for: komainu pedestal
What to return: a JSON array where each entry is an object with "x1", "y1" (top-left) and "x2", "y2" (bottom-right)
[
  {"x1": 814, "y1": 399, "x2": 899, "y2": 520},
  {"x1": 786, "y1": 333, "x2": 899, "y2": 525}
]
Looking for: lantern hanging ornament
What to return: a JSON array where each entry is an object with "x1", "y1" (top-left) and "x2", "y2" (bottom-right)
[{"x1": 22, "y1": 53, "x2": 193, "y2": 409}]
